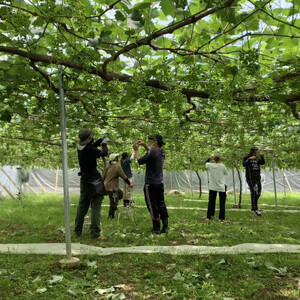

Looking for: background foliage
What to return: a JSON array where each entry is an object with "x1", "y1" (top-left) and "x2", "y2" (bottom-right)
[{"x1": 0, "y1": 0, "x2": 299, "y2": 169}]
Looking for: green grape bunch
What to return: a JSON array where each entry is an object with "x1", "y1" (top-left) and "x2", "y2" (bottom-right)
[
  {"x1": 174, "y1": 0, "x2": 187, "y2": 9},
  {"x1": 239, "y1": 49, "x2": 260, "y2": 76}
]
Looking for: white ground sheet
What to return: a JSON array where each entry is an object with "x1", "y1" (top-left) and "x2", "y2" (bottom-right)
[{"x1": 0, "y1": 243, "x2": 299, "y2": 256}]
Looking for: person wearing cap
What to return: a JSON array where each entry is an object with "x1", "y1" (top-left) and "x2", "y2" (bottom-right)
[
  {"x1": 103, "y1": 153, "x2": 133, "y2": 218},
  {"x1": 121, "y1": 152, "x2": 135, "y2": 207},
  {"x1": 243, "y1": 147, "x2": 265, "y2": 216},
  {"x1": 205, "y1": 154, "x2": 228, "y2": 221},
  {"x1": 74, "y1": 129, "x2": 109, "y2": 240},
  {"x1": 132, "y1": 134, "x2": 169, "y2": 234}
]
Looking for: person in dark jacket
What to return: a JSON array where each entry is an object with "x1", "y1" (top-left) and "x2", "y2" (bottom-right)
[
  {"x1": 121, "y1": 152, "x2": 134, "y2": 207},
  {"x1": 243, "y1": 146, "x2": 265, "y2": 217},
  {"x1": 133, "y1": 135, "x2": 169, "y2": 234},
  {"x1": 74, "y1": 129, "x2": 109, "y2": 240}
]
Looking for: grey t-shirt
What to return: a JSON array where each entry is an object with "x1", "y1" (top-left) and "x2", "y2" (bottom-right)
[{"x1": 138, "y1": 148, "x2": 165, "y2": 184}]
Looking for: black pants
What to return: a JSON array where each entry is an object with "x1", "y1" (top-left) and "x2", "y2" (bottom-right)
[
  {"x1": 144, "y1": 184, "x2": 169, "y2": 220},
  {"x1": 207, "y1": 190, "x2": 226, "y2": 220},
  {"x1": 246, "y1": 179, "x2": 262, "y2": 211},
  {"x1": 107, "y1": 189, "x2": 123, "y2": 212}
]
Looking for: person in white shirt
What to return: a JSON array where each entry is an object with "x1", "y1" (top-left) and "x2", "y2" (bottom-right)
[{"x1": 205, "y1": 154, "x2": 228, "y2": 221}]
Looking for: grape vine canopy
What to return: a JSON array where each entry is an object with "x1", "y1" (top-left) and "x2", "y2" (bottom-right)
[{"x1": 0, "y1": 0, "x2": 299, "y2": 170}]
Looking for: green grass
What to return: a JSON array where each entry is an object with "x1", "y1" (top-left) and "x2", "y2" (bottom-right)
[{"x1": 0, "y1": 192, "x2": 299, "y2": 299}]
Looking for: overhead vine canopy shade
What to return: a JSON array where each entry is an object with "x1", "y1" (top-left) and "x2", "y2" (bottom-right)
[{"x1": 0, "y1": 0, "x2": 299, "y2": 169}]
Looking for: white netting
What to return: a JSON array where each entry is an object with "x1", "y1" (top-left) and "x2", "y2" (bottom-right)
[{"x1": 0, "y1": 166, "x2": 299, "y2": 197}]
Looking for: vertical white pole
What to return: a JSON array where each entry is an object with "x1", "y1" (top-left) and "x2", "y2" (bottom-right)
[
  {"x1": 19, "y1": 182, "x2": 23, "y2": 205},
  {"x1": 271, "y1": 152, "x2": 278, "y2": 209},
  {"x1": 232, "y1": 162, "x2": 236, "y2": 205},
  {"x1": 58, "y1": 67, "x2": 72, "y2": 260}
]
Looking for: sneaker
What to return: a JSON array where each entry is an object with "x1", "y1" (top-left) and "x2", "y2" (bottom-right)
[
  {"x1": 254, "y1": 210, "x2": 262, "y2": 217},
  {"x1": 91, "y1": 235, "x2": 107, "y2": 242}
]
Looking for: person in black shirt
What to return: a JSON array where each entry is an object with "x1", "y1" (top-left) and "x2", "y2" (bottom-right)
[
  {"x1": 121, "y1": 152, "x2": 134, "y2": 207},
  {"x1": 74, "y1": 129, "x2": 109, "y2": 240},
  {"x1": 243, "y1": 146, "x2": 265, "y2": 217},
  {"x1": 133, "y1": 135, "x2": 169, "y2": 234}
]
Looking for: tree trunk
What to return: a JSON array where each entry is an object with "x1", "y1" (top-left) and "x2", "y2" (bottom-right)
[
  {"x1": 235, "y1": 165, "x2": 242, "y2": 209},
  {"x1": 195, "y1": 170, "x2": 202, "y2": 199}
]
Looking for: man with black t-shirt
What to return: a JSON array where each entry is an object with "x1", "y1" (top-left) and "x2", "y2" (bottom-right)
[
  {"x1": 75, "y1": 129, "x2": 109, "y2": 240},
  {"x1": 243, "y1": 146, "x2": 265, "y2": 217}
]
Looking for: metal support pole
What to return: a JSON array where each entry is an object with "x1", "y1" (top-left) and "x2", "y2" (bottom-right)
[
  {"x1": 58, "y1": 67, "x2": 72, "y2": 260},
  {"x1": 232, "y1": 162, "x2": 237, "y2": 205},
  {"x1": 271, "y1": 152, "x2": 278, "y2": 209},
  {"x1": 16, "y1": 167, "x2": 23, "y2": 205}
]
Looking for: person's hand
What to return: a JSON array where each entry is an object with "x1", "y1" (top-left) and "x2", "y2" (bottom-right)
[
  {"x1": 211, "y1": 154, "x2": 215, "y2": 158},
  {"x1": 102, "y1": 137, "x2": 109, "y2": 144},
  {"x1": 249, "y1": 155, "x2": 256, "y2": 160},
  {"x1": 137, "y1": 140, "x2": 146, "y2": 146},
  {"x1": 132, "y1": 143, "x2": 138, "y2": 151},
  {"x1": 130, "y1": 183, "x2": 134, "y2": 188}
]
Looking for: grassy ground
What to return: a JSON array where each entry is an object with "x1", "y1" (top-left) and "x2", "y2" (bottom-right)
[{"x1": 0, "y1": 192, "x2": 299, "y2": 299}]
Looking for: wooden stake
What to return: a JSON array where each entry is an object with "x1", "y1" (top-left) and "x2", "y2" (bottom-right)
[
  {"x1": 25, "y1": 182, "x2": 38, "y2": 194},
  {"x1": 283, "y1": 171, "x2": 293, "y2": 193},
  {"x1": 30, "y1": 171, "x2": 46, "y2": 192},
  {"x1": 0, "y1": 180, "x2": 16, "y2": 200},
  {"x1": 0, "y1": 166, "x2": 18, "y2": 189}
]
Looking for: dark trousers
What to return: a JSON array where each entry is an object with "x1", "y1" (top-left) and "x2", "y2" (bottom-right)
[
  {"x1": 107, "y1": 189, "x2": 123, "y2": 212},
  {"x1": 75, "y1": 181, "x2": 104, "y2": 239},
  {"x1": 144, "y1": 184, "x2": 169, "y2": 220},
  {"x1": 246, "y1": 179, "x2": 262, "y2": 211},
  {"x1": 207, "y1": 190, "x2": 226, "y2": 220}
]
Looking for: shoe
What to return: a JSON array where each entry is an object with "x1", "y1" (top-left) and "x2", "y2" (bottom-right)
[
  {"x1": 161, "y1": 219, "x2": 168, "y2": 234},
  {"x1": 254, "y1": 210, "x2": 262, "y2": 217},
  {"x1": 91, "y1": 235, "x2": 106, "y2": 241},
  {"x1": 152, "y1": 219, "x2": 161, "y2": 234}
]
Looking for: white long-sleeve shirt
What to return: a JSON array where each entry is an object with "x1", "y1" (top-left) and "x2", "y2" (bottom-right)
[{"x1": 205, "y1": 162, "x2": 228, "y2": 192}]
